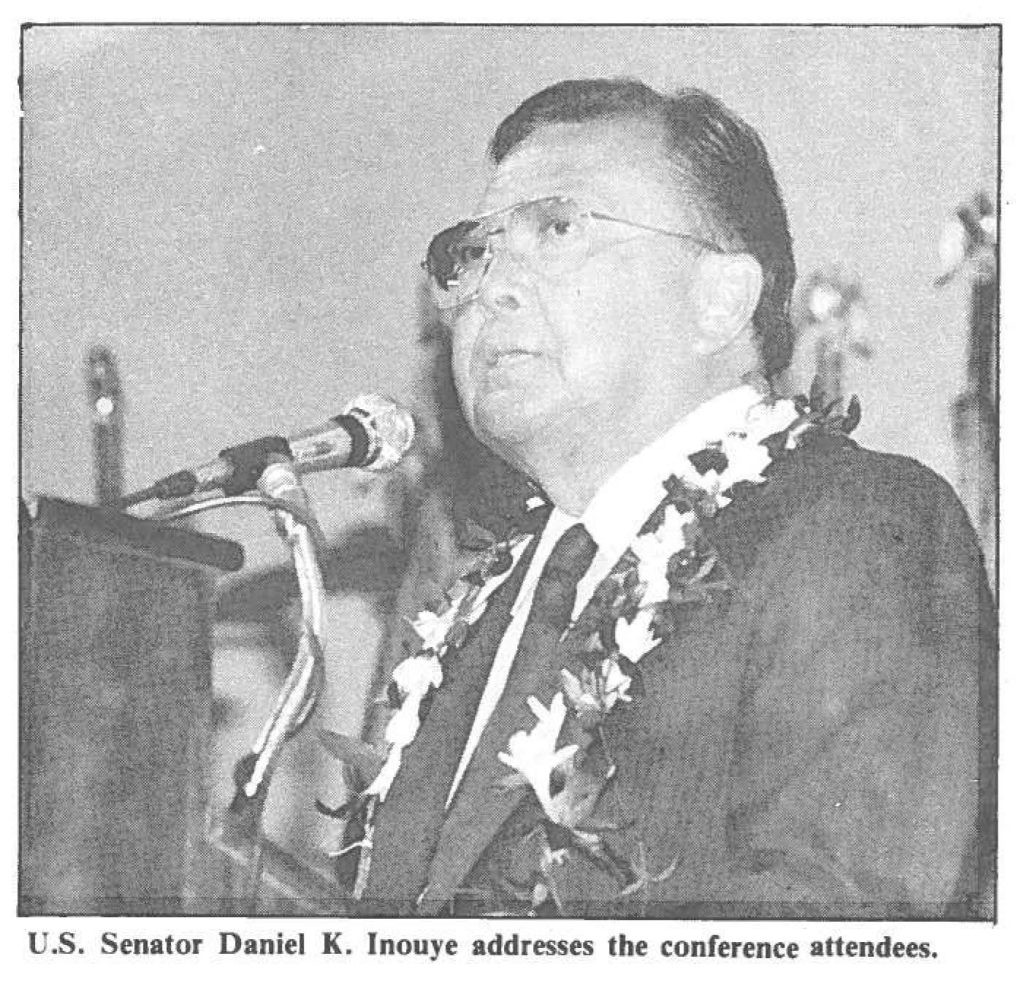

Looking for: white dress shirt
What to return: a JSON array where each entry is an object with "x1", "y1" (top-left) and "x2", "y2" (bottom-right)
[{"x1": 445, "y1": 385, "x2": 766, "y2": 806}]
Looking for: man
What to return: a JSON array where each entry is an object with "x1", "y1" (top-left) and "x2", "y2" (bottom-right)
[{"x1": 346, "y1": 79, "x2": 994, "y2": 918}]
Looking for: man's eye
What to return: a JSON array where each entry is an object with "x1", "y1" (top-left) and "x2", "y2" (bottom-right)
[
  {"x1": 454, "y1": 242, "x2": 488, "y2": 266},
  {"x1": 540, "y1": 216, "x2": 582, "y2": 240}
]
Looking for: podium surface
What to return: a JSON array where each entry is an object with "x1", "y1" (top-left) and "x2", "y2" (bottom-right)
[{"x1": 20, "y1": 498, "x2": 242, "y2": 914}]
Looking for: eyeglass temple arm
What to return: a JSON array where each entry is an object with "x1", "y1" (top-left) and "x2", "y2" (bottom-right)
[{"x1": 589, "y1": 211, "x2": 725, "y2": 253}]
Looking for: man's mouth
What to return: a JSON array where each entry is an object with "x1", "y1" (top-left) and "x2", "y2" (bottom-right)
[{"x1": 486, "y1": 348, "x2": 541, "y2": 367}]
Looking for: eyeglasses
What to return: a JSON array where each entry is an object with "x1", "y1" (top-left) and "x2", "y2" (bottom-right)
[{"x1": 423, "y1": 195, "x2": 724, "y2": 310}]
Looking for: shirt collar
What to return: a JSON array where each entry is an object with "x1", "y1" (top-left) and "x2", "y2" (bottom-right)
[{"x1": 549, "y1": 384, "x2": 766, "y2": 562}]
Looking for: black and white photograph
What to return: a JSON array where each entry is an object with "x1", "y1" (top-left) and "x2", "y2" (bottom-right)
[{"x1": 15, "y1": 17, "x2": 1001, "y2": 946}]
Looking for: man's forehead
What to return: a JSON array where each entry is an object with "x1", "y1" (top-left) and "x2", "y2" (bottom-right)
[{"x1": 477, "y1": 119, "x2": 691, "y2": 224}]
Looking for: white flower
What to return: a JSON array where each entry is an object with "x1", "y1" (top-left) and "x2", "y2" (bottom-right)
[
  {"x1": 498, "y1": 693, "x2": 578, "y2": 822},
  {"x1": 747, "y1": 397, "x2": 799, "y2": 438},
  {"x1": 383, "y1": 696, "x2": 423, "y2": 748},
  {"x1": 406, "y1": 609, "x2": 455, "y2": 652},
  {"x1": 716, "y1": 433, "x2": 772, "y2": 496},
  {"x1": 637, "y1": 562, "x2": 670, "y2": 604},
  {"x1": 785, "y1": 419, "x2": 815, "y2": 450},
  {"x1": 391, "y1": 653, "x2": 443, "y2": 698},
  {"x1": 808, "y1": 283, "x2": 844, "y2": 322},
  {"x1": 366, "y1": 691, "x2": 428, "y2": 800},
  {"x1": 677, "y1": 400, "x2": 799, "y2": 507},
  {"x1": 362, "y1": 654, "x2": 444, "y2": 801},
  {"x1": 600, "y1": 657, "x2": 633, "y2": 709},
  {"x1": 632, "y1": 505, "x2": 694, "y2": 603},
  {"x1": 615, "y1": 607, "x2": 662, "y2": 663},
  {"x1": 364, "y1": 742, "x2": 404, "y2": 801}
]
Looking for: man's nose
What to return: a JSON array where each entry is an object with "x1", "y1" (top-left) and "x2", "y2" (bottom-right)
[{"x1": 475, "y1": 249, "x2": 531, "y2": 313}]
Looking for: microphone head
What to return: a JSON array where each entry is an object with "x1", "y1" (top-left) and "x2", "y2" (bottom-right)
[{"x1": 343, "y1": 394, "x2": 416, "y2": 472}]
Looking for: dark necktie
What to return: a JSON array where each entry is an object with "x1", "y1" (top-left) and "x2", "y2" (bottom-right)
[
  {"x1": 363, "y1": 521, "x2": 597, "y2": 909},
  {"x1": 523, "y1": 521, "x2": 598, "y2": 633},
  {"x1": 417, "y1": 521, "x2": 598, "y2": 908}
]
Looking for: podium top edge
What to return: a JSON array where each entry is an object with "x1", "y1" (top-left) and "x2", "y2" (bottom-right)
[{"x1": 29, "y1": 497, "x2": 245, "y2": 573}]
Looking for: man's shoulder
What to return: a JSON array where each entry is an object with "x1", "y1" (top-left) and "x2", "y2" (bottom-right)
[
  {"x1": 715, "y1": 435, "x2": 976, "y2": 573},
  {"x1": 776, "y1": 435, "x2": 961, "y2": 513}
]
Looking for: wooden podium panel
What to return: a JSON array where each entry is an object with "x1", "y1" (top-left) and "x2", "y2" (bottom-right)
[{"x1": 20, "y1": 498, "x2": 242, "y2": 914}]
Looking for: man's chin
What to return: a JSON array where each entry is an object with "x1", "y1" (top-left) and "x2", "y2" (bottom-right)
[{"x1": 470, "y1": 389, "x2": 552, "y2": 455}]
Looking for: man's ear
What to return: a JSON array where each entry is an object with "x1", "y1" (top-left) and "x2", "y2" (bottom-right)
[{"x1": 691, "y1": 252, "x2": 763, "y2": 354}]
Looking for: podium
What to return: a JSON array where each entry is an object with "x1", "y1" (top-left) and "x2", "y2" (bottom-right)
[
  {"x1": 21, "y1": 497, "x2": 352, "y2": 915},
  {"x1": 19, "y1": 497, "x2": 245, "y2": 914}
]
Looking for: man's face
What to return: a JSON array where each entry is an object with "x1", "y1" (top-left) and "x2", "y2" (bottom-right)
[{"x1": 446, "y1": 118, "x2": 706, "y2": 474}]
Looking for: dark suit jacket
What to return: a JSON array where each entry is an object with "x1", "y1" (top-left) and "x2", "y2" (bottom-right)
[{"x1": 362, "y1": 435, "x2": 995, "y2": 918}]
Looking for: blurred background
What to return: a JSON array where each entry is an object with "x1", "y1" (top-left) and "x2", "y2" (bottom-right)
[{"x1": 20, "y1": 25, "x2": 998, "y2": 876}]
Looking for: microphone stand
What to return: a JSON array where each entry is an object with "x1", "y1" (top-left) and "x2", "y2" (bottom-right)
[
  {"x1": 236, "y1": 461, "x2": 328, "y2": 910},
  {"x1": 162, "y1": 459, "x2": 328, "y2": 912}
]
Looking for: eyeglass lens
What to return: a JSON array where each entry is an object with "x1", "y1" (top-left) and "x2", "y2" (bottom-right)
[{"x1": 425, "y1": 197, "x2": 590, "y2": 309}]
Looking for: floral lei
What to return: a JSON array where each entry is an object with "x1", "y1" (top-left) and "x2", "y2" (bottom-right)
[{"x1": 320, "y1": 388, "x2": 861, "y2": 908}]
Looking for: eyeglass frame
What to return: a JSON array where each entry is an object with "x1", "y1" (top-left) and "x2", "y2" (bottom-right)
[{"x1": 422, "y1": 195, "x2": 727, "y2": 309}]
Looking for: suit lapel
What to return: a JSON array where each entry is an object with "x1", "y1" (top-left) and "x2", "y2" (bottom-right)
[
  {"x1": 419, "y1": 626, "x2": 561, "y2": 908},
  {"x1": 420, "y1": 568, "x2": 607, "y2": 908},
  {"x1": 362, "y1": 535, "x2": 540, "y2": 904}
]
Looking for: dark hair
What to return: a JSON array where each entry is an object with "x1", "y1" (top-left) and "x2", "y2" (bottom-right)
[{"x1": 489, "y1": 78, "x2": 796, "y2": 378}]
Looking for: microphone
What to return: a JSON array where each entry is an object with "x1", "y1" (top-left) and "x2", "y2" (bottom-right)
[{"x1": 121, "y1": 394, "x2": 415, "y2": 507}]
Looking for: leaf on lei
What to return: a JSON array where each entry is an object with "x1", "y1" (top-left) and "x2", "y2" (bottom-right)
[
  {"x1": 618, "y1": 855, "x2": 680, "y2": 898},
  {"x1": 447, "y1": 618, "x2": 471, "y2": 650},
  {"x1": 318, "y1": 730, "x2": 385, "y2": 792},
  {"x1": 497, "y1": 693, "x2": 579, "y2": 823},
  {"x1": 548, "y1": 761, "x2": 620, "y2": 833},
  {"x1": 315, "y1": 733, "x2": 385, "y2": 821},
  {"x1": 659, "y1": 475, "x2": 705, "y2": 520},
  {"x1": 561, "y1": 628, "x2": 606, "y2": 670},
  {"x1": 688, "y1": 446, "x2": 729, "y2": 476},
  {"x1": 462, "y1": 536, "x2": 533, "y2": 627},
  {"x1": 842, "y1": 395, "x2": 862, "y2": 433},
  {"x1": 560, "y1": 659, "x2": 632, "y2": 729},
  {"x1": 809, "y1": 373, "x2": 829, "y2": 413},
  {"x1": 544, "y1": 819, "x2": 635, "y2": 887},
  {"x1": 780, "y1": 394, "x2": 861, "y2": 450},
  {"x1": 592, "y1": 574, "x2": 624, "y2": 609}
]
